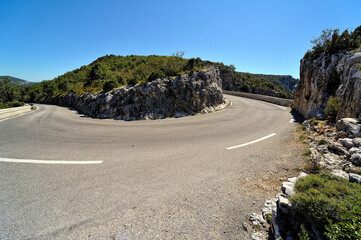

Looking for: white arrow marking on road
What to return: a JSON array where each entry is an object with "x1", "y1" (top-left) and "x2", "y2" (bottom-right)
[
  {"x1": 227, "y1": 133, "x2": 277, "y2": 150},
  {"x1": 0, "y1": 158, "x2": 103, "y2": 165}
]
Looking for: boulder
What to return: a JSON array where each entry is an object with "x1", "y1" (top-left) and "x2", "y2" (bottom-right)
[
  {"x1": 349, "y1": 173, "x2": 361, "y2": 184},
  {"x1": 349, "y1": 147, "x2": 361, "y2": 155},
  {"x1": 351, "y1": 153, "x2": 361, "y2": 166},
  {"x1": 337, "y1": 138, "x2": 355, "y2": 149},
  {"x1": 328, "y1": 141, "x2": 349, "y2": 156},
  {"x1": 336, "y1": 118, "x2": 361, "y2": 138},
  {"x1": 353, "y1": 138, "x2": 361, "y2": 147}
]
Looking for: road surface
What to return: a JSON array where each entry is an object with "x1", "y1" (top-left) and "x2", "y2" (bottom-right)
[{"x1": 0, "y1": 95, "x2": 301, "y2": 239}]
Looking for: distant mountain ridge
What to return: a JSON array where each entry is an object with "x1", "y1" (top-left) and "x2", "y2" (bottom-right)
[{"x1": 0, "y1": 75, "x2": 34, "y2": 86}]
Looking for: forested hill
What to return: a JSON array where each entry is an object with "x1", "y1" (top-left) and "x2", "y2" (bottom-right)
[
  {"x1": 0, "y1": 76, "x2": 33, "y2": 86},
  {"x1": 246, "y1": 73, "x2": 299, "y2": 93},
  {"x1": 15, "y1": 55, "x2": 297, "y2": 102}
]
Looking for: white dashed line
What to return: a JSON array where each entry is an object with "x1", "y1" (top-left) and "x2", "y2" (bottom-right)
[
  {"x1": 0, "y1": 158, "x2": 103, "y2": 165},
  {"x1": 227, "y1": 133, "x2": 277, "y2": 150}
]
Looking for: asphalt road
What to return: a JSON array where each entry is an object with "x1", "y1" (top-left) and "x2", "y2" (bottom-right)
[{"x1": 0, "y1": 95, "x2": 299, "y2": 239}]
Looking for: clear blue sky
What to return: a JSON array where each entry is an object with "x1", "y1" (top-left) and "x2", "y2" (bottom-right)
[{"x1": 1, "y1": 0, "x2": 360, "y2": 82}]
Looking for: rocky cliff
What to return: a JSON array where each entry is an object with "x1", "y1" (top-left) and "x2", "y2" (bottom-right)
[
  {"x1": 294, "y1": 51, "x2": 361, "y2": 120},
  {"x1": 43, "y1": 67, "x2": 228, "y2": 120},
  {"x1": 220, "y1": 67, "x2": 298, "y2": 99},
  {"x1": 277, "y1": 76, "x2": 299, "y2": 93}
]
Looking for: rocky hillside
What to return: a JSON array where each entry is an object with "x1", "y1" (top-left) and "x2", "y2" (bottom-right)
[
  {"x1": 294, "y1": 26, "x2": 361, "y2": 121},
  {"x1": 42, "y1": 67, "x2": 228, "y2": 120},
  {"x1": 219, "y1": 67, "x2": 297, "y2": 99},
  {"x1": 245, "y1": 73, "x2": 299, "y2": 93},
  {"x1": 294, "y1": 51, "x2": 361, "y2": 120},
  {"x1": 18, "y1": 55, "x2": 297, "y2": 103}
]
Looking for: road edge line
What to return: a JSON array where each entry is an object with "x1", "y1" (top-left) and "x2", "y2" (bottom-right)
[{"x1": 0, "y1": 158, "x2": 103, "y2": 165}]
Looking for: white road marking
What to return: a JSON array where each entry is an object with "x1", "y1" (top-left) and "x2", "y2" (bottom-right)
[
  {"x1": 0, "y1": 158, "x2": 103, "y2": 165},
  {"x1": 227, "y1": 133, "x2": 277, "y2": 150}
]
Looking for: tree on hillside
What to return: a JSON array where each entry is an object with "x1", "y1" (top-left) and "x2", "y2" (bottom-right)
[
  {"x1": 0, "y1": 77, "x2": 20, "y2": 102},
  {"x1": 172, "y1": 51, "x2": 185, "y2": 58},
  {"x1": 89, "y1": 62, "x2": 110, "y2": 81},
  {"x1": 306, "y1": 25, "x2": 361, "y2": 58}
]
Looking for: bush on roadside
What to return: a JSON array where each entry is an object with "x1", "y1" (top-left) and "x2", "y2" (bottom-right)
[
  {"x1": 302, "y1": 158, "x2": 321, "y2": 174},
  {"x1": 325, "y1": 97, "x2": 341, "y2": 122},
  {"x1": 290, "y1": 173, "x2": 361, "y2": 239},
  {"x1": 0, "y1": 102, "x2": 25, "y2": 109}
]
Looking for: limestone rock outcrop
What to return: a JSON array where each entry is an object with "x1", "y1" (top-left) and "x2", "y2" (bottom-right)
[
  {"x1": 294, "y1": 51, "x2": 361, "y2": 120},
  {"x1": 43, "y1": 67, "x2": 228, "y2": 120}
]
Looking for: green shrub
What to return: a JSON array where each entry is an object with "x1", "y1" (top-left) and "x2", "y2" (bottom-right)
[
  {"x1": 318, "y1": 139, "x2": 327, "y2": 145},
  {"x1": 303, "y1": 158, "x2": 321, "y2": 174},
  {"x1": 127, "y1": 76, "x2": 140, "y2": 86},
  {"x1": 305, "y1": 25, "x2": 361, "y2": 59},
  {"x1": 325, "y1": 215, "x2": 361, "y2": 240},
  {"x1": 303, "y1": 149, "x2": 311, "y2": 156},
  {"x1": 296, "y1": 125, "x2": 306, "y2": 132},
  {"x1": 299, "y1": 135, "x2": 307, "y2": 141},
  {"x1": 325, "y1": 97, "x2": 341, "y2": 121},
  {"x1": 265, "y1": 213, "x2": 272, "y2": 223},
  {"x1": 147, "y1": 69, "x2": 166, "y2": 82},
  {"x1": 311, "y1": 118, "x2": 320, "y2": 125},
  {"x1": 103, "y1": 79, "x2": 118, "y2": 92},
  {"x1": 0, "y1": 102, "x2": 25, "y2": 109},
  {"x1": 290, "y1": 174, "x2": 361, "y2": 239},
  {"x1": 299, "y1": 224, "x2": 310, "y2": 240},
  {"x1": 15, "y1": 54, "x2": 296, "y2": 102}
]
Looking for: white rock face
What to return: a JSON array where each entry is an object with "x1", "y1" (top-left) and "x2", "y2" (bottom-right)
[
  {"x1": 42, "y1": 67, "x2": 228, "y2": 120},
  {"x1": 281, "y1": 182, "x2": 295, "y2": 197},
  {"x1": 294, "y1": 51, "x2": 361, "y2": 120}
]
